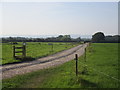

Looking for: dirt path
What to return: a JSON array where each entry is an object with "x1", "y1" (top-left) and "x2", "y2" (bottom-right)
[{"x1": 1, "y1": 43, "x2": 88, "y2": 79}]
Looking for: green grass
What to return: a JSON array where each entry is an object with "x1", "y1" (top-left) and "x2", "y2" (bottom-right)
[
  {"x1": 2, "y1": 43, "x2": 119, "y2": 88},
  {"x1": 1, "y1": 42, "x2": 79, "y2": 65},
  {"x1": 79, "y1": 43, "x2": 119, "y2": 88}
]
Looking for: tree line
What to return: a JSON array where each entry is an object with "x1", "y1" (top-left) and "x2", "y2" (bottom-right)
[
  {"x1": 92, "y1": 32, "x2": 120, "y2": 43},
  {"x1": 1, "y1": 35, "x2": 86, "y2": 43},
  {"x1": 1, "y1": 32, "x2": 119, "y2": 43}
]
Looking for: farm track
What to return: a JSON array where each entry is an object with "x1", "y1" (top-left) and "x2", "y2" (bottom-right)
[{"x1": 1, "y1": 43, "x2": 88, "y2": 79}]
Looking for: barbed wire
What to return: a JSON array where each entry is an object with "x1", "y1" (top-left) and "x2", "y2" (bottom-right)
[{"x1": 79, "y1": 61, "x2": 120, "y2": 82}]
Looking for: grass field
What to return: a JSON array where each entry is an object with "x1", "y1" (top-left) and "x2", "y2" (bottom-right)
[
  {"x1": 2, "y1": 43, "x2": 119, "y2": 88},
  {"x1": 1, "y1": 42, "x2": 79, "y2": 65}
]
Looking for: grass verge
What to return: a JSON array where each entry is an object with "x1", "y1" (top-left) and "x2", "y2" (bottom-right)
[
  {"x1": 2, "y1": 43, "x2": 119, "y2": 88},
  {"x1": 2, "y1": 42, "x2": 79, "y2": 65}
]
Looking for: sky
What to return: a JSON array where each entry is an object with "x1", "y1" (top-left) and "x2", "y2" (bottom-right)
[{"x1": 0, "y1": 1, "x2": 118, "y2": 37}]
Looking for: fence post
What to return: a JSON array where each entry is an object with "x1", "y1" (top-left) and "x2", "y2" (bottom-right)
[
  {"x1": 52, "y1": 44, "x2": 53, "y2": 52},
  {"x1": 13, "y1": 45, "x2": 15, "y2": 58},
  {"x1": 84, "y1": 48, "x2": 86, "y2": 62},
  {"x1": 75, "y1": 54, "x2": 78, "y2": 76},
  {"x1": 23, "y1": 44, "x2": 26, "y2": 58}
]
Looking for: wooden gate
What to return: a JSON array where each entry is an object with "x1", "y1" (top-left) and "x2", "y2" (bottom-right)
[{"x1": 13, "y1": 43, "x2": 26, "y2": 59}]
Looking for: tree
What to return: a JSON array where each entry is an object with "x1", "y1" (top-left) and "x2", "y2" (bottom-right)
[
  {"x1": 62, "y1": 35, "x2": 71, "y2": 41},
  {"x1": 56, "y1": 35, "x2": 71, "y2": 41},
  {"x1": 92, "y1": 32, "x2": 105, "y2": 42},
  {"x1": 58, "y1": 35, "x2": 64, "y2": 38},
  {"x1": 57, "y1": 35, "x2": 64, "y2": 41},
  {"x1": 76, "y1": 37, "x2": 81, "y2": 42},
  {"x1": 105, "y1": 35, "x2": 120, "y2": 43}
]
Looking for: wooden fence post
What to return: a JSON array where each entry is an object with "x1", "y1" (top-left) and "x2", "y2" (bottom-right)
[
  {"x1": 75, "y1": 54, "x2": 78, "y2": 76},
  {"x1": 84, "y1": 48, "x2": 86, "y2": 62},
  {"x1": 13, "y1": 45, "x2": 15, "y2": 58},
  {"x1": 23, "y1": 44, "x2": 26, "y2": 58},
  {"x1": 52, "y1": 44, "x2": 53, "y2": 52}
]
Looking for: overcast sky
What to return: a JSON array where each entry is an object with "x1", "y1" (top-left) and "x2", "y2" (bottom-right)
[{"x1": 1, "y1": 2, "x2": 118, "y2": 36}]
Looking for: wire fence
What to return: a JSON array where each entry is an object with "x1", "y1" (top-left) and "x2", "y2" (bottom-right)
[{"x1": 79, "y1": 60, "x2": 120, "y2": 82}]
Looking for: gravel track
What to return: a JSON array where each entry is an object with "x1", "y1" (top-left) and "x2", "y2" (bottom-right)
[{"x1": 1, "y1": 43, "x2": 88, "y2": 79}]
